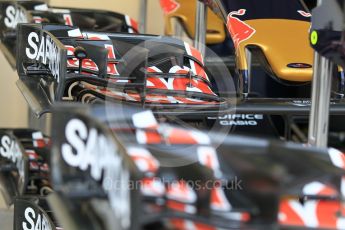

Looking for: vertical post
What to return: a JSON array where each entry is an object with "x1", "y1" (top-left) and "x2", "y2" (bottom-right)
[
  {"x1": 139, "y1": 0, "x2": 148, "y2": 33},
  {"x1": 194, "y1": 1, "x2": 207, "y2": 57},
  {"x1": 308, "y1": 53, "x2": 333, "y2": 147},
  {"x1": 243, "y1": 48, "x2": 252, "y2": 98},
  {"x1": 337, "y1": 70, "x2": 345, "y2": 98}
]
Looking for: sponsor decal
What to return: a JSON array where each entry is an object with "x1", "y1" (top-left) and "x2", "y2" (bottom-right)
[
  {"x1": 197, "y1": 146, "x2": 221, "y2": 177},
  {"x1": 210, "y1": 187, "x2": 231, "y2": 212},
  {"x1": 136, "y1": 125, "x2": 210, "y2": 145},
  {"x1": 328, "y1": 148, "x2": 345, "y2": 197},
  {"x1": 82, "y1": 33, "x2": 110, "y2": 41},
  {"x1": 287, "y1": 63, "x2": 312, "y2": 69},
  {"x1": 22, "y1": 206, "x2": 52, "y2": 230},
  {"x1": 33, "y1": 4, "x2": 49, "y2": 11},
  {"x1": 0, "y1": 135, "x2": 25, "y2": 179},
  {"x1": 132, "y1": 111, "x2": 158, "y2": 129},
  {"x1": 105, "y1": 44, "x2": 120, "y2": 75},
  {"x1": 15, "y1": 199, "x2": 55, "y2": 230},
  {"x1": 26, "y1": 150, "x2": 39, "y2": 161},
  {"x1": 167, "y1": 200, "x2": 196, "y2": 214},
  {"x1": 61, "y1": 119, "x2": 131, "y2": 229},
  {"x1": 125, "y1": 15, "x2": 139, "y2": 33},
  {"x1": 279, "y1": 184, "x2": 345, "y2": 229},
  {"x1": 127, "y1": 147, "x2": 159, "y2": 174},
  {"x1": 297, "y1": 10, "x2": 312, "y2": 18},
  {"x1": 32, "y1": 16, "x2": 44, "y2": 24},
  {"x1": 63, "y1": 14, "x2": 73, "y2": 26},
  {"x1": 32, "y1": 132, "x2": 47, "y2": 148},
  {"x1": 146, "y1": 65, "x2": 215, "y2": 103},
  {"x1": 141, "y1": 177, "x2": 165, "y2": 197},
  {"x1": 66, "y1": 44, "x2": 119, "y2": 76},
  {"x1": 4, "y1": 5, "x2": 27, "y2": 29},
  {"x1": 280, "y1": 149, "x2": 345, "y2": 229},
  {"x1": 291, "y1": 100, "x2": 311, "y2": 107},
  {"x1": 67, "y1": 28, "x2": 82, "y2": 38},
  {"x1": 227, "y1": 9, "x2": 256, "y2": 48},
  {"x1": 160, "y1": 0, "x2": 180, "y2": 14},
  {"x1": 65, "y1": 45, "x2": 99, "y2": 72},
  {"x1": 197, "y1": 147, "x2": 232, "y2": 212},
  {"x1": 26, "y1": 32, "x2": 62, "y2": 82},
  {"x1": 208, "y1": 114, "x2": 264, "y2": 126},
  {"x1": 50, "y1": 8, "x2": 70, "y2": 14},
  {"x1": 166, "y1": 180, "x2": 197, "y2": 204},
  {"x1": 184, "y1": 42, "x2": 209, "y2": 81}
]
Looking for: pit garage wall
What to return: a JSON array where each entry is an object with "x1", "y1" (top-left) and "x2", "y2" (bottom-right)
[{"x1": 0, "y1": 0, "x2": 164, "y2": 128}]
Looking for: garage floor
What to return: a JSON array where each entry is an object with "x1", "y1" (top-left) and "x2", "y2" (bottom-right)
[
  {"x1": 0, "y1": 209, "x2": 13, "y2": 230},
  {"x1": 0, "y1": 196, "x2": 13, "y2": 230}
]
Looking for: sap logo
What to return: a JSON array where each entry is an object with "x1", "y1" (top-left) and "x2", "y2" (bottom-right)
[
  {"x1": 4, "y1": 5, "x2": 27, "y2": 29},
  {"x1": 0, "y1": 135, "x2": 24, "y2": 176},
  {"x1": 208, "y1": 114, "x2": 264, "y2": 126},
  {"x1": 61, "y1": 119, "x2": 131, "y2": 229},
  {"x1": 220, "y1": 120, "x2": 257, "y2": 126},
  {"x1": 292, "y1": 100, "x2": 311, "y2": 106},
  {"x1": 26, "y1": 32, "x2": 61, "y2": 82},
  {"x1": 0, "y1": 135, "x2": 21, "y2": 162},
  {"x1": 218, "y1": 114, "x2": 264, "y2": 120},
  {"x1": 22, "y1": 207, "x2": 52, "y2": 230}
]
